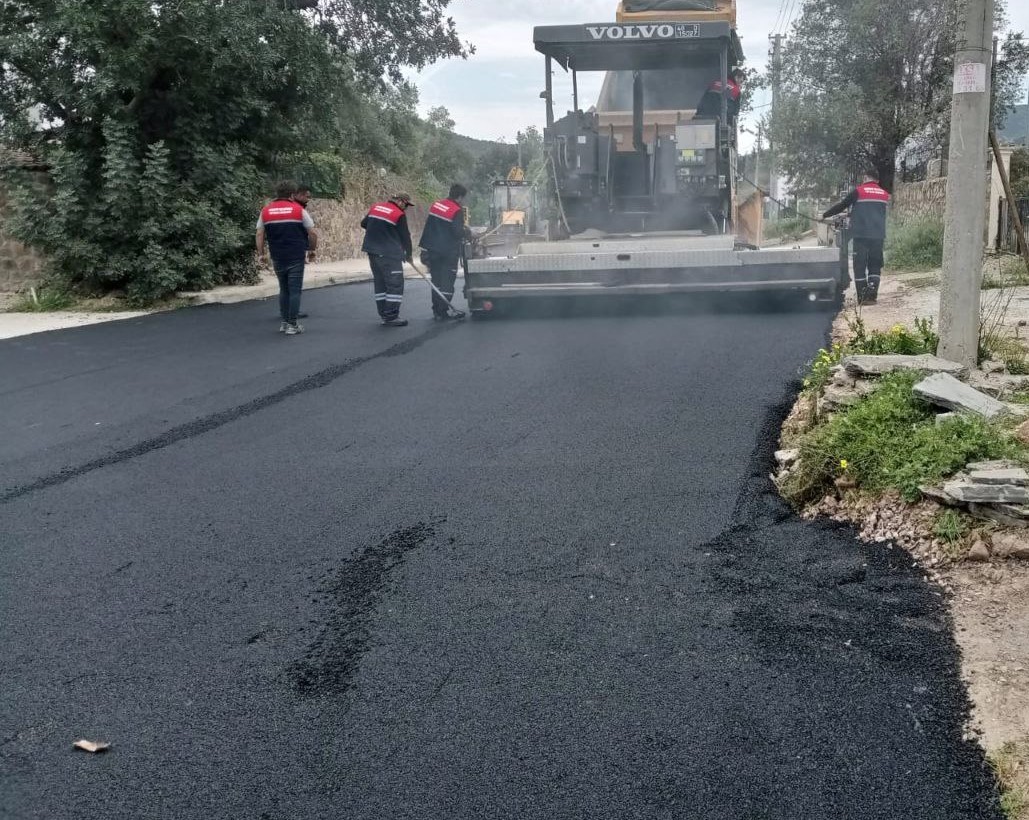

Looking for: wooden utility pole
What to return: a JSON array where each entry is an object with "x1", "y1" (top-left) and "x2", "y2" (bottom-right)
[
  {"x1": 938, "y1": 0, "x2": 994, "y2": 367},
  {"x1": 990, "y1": 130, "x2": 1029, "y2": 270}
]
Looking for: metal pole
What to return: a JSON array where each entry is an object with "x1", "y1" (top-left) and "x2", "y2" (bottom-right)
[
  {"x1": 572, "y1": 70, "x2": 579, "y2": 112},
  {"x1": 632, "y1": 70, "x2": 645, "y2": 153},
  {"x1": 719, "y1": 48, "x2": 728, "y2": 125},
  {"x1": 544, "y1": 56, "x2": 555, "y2": 128},
  {"x1": 938, "y1": 0, "x2": 994, "y2": 367}
]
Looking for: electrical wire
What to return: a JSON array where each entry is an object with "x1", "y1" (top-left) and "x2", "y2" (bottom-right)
[
  {"x1": 771, "y1": 0, "x2": 789, "y2": 36},
  {"x1": 781, "y1": 0, "x2": 799, "y2": 34}
]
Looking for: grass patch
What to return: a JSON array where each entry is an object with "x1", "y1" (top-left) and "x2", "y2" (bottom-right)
[
  {"x1": 981, "y1": 334, "x2": 1029, "y2": 375},
  {"x1": 783, "y1": 371, "x2": 1022, "y2": 505},
  {"x1": 933, "y1": 508, "x2": 969, "y2": 543},
  {"x1": 885, "y1": 214, "x2": 944, "y2": 271},
  {"x1": 765, "y1": 216, "x2": 811, "y2": 242},
  {"x1": 991, "y1": 742, "x2": 1029, "y2": 820},
  {"x1": 7, "y1": 286, "x2": 76, "y2": 312}
]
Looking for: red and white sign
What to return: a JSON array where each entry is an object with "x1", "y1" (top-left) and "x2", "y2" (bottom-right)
[{"x1": 953, "y1": 62, "x2": 987, "y2": 94}]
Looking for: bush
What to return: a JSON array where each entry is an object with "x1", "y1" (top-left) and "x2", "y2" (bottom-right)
[
  {"x1": 8, "y1": 285, "x2": 76, "y2": 312},
  {"x1": 784, "y1": 371, "x2": 1021, "y2": 504},
  {"x1": 6, "y1": 135, "x2": 262, "y2": 305},
  {"x1": 847, "y1": 316, "x2": 939, "y2": 356},
  {"x1": 765, "y1": 216, "x2": 811, "y2": 241},
  {"x1": 801, "y1": 317, "x2": 938, "y2": 394},
  {"x1": 885, "y1": 215, "x2": 944, "y2": 270},
  {"x1": 270, "y1": 153, "x2": 347, "y2": 199}
]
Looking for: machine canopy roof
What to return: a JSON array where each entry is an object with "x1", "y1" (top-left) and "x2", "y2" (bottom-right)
[{"x1": 533, "y1": 21, "x2": 743, "y2": 71}]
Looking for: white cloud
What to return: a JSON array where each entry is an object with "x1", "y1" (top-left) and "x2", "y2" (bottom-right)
[
  {"x1": 415, "y1": 0, "x2": 784, "y2": 141},
  {"x1": 417, "y1": 0, "x2": 1029, "y2": 149}
]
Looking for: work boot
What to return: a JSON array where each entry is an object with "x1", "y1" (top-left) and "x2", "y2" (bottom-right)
[
  {"x1": 381, "y1": 318, "x2": 409, "y2": 327},
  {"x1": 285, "y1": 322, "x2": 305, "y2": 335}
]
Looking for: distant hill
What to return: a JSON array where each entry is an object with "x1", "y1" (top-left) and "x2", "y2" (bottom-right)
[
  {"x1": 999, "y1": 104, "x2": 1028, "y2": 147},
  {"x1": 452, "y1": 132, "x2": 506, "y2": 160}
]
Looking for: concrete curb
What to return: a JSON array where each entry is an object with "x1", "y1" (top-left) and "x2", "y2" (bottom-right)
[
  {"x1": 177, "y1": 260, "x2": 442, "y2": 307},
  {"x1": 0, "y1": 260, "x2": 438, "y2": 340},
  {"x1": 178, "y1": 261, "x2": 374, "y2": 306}
]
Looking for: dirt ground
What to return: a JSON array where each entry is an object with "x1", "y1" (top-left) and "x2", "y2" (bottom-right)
[
  {"x1": 834, "y1": 262, "x2": 1029, "y2": 341},
  {"x1": 823, "y1": 263, "x2": 1029, "y2": 811}
]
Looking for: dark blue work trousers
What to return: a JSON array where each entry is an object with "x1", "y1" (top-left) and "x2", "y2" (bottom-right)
[{"x1": 273, "y1": 258, "x2": 305, "y2": 323}]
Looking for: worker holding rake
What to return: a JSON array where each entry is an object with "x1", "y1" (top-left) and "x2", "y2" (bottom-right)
[{"x1": 418, "y1": 183, "x2": 472, "y2": 320}]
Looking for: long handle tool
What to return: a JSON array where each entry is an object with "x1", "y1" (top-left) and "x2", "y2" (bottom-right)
[{"x1": 406, "y1": 260, "x2": 467, "y2": 319}]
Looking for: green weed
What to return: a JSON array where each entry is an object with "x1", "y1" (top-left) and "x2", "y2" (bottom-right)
[
  {"x1": 765, "y1": 216, "x2": 811, "y2": 241},
  {"x1": 8, "y1": 286, "x2": 76, "y2": 312},
  {"x1": 783, "y1": 372, "x2": 1021, "y2": 505},
  {"x1": 884, "y1": 215, "x2": 944, "y2": 271},
  {"x1": 848, "y1": 315, "x2": 938, "y2": 356},
  {"x1": 933, "y1": 508, "x2": 968, "y2": 543},
  {"x1": 803, "y1": 343, "x2": 846, "y2": 395},
  {"x1": 800, "y1": 317, "x2": 937, "y2": 397},
  {"x1": 990, "y1": 742, "x2": 1029, "y2": 820}
]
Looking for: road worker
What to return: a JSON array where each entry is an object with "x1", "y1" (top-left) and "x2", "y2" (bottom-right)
[
  {"x1": 823, "y1": 171, "x2": 891, "y2": 304},
  {"x1": 419, "y1": 184, "x2": 472, "y2": 320},
  {"x1": 361, "y1": 193, "x2": 415, "y2": 327}
]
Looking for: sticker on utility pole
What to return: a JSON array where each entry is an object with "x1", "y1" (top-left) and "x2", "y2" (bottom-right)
[{"x1": 953, "y1": 62, "x2": 987, "y2": 94}]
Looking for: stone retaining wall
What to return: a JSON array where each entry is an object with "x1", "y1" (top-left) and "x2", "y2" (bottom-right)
[
  {"x1": 892, "y1": 178, "x2": 948, "y2": 220},
  {"x1": 306, "y1": 169, "x2": 430, "y2": 261}
]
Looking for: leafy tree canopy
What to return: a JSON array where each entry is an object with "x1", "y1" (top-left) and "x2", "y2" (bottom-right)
[
  {"x1": 769, "y1": 0, "x2": 1028, "y2": 195},
  {"x1": 312, "y1": 0, "x2": 471, "y2": 85}
]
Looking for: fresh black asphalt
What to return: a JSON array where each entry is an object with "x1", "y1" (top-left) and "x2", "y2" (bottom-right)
[{"x1": 0, "y1": 281, "x2": 1003, "y2": 818}]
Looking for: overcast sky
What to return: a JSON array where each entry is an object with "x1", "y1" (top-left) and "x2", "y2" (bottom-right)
[{"x1": 412, "y1": 0, "x2": 1029, "y2": 153}]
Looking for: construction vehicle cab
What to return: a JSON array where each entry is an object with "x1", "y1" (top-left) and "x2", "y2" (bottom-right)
[
  {"x1": 537, "y1": 7, "x2": 742, "y2": 235},
  {"x1": 482, "y1": 167, "x2": 544, "y2": 257},
  {"x1": 463, "y1": 0, "x2": 845, "y2": 315}
]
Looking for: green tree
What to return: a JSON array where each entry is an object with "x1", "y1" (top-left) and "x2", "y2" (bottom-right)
[
  {"x1": 415, "y1": 106, "x2": 473, "y2": 189},
  {"x1": 1011, "y1": 149, "x2": 1029, "y2": 200},
  {"x1": 314, "y1": 0, "x2": 471, "y2": 85},
  {"x1": 769, "y1": 0, "x2": 1028, "y2": 194},
  {"x1": 0, "y1": 0, "x2": 467, "y2": 302}
]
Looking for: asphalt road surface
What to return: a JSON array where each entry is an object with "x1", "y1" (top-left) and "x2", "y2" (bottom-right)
[{"x1": 1, "y1": 282, "x2": 1002, "y2": 819}]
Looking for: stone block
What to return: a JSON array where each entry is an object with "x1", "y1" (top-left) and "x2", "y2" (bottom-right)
[
  {"x1": 913, "y1": 373, "x2": 1012, "y2": 419},
  {"x1": 942, "y1": 479, "x2": 1029, "y2": 504},
  {"x1": 843, "y1": 354, "x2": 968, "y2": 379},
  {"x1": 968, "y1": 504, "x2": 1029, "y2": 529},
  {"x1": 774, "y1": 449, "x2": 800, "y2": 468},
  {"x1": 968, "y1": 460, "x2": 1022, "y2": 471},
  {"x1": 968, "y1": 468, "x2": 1029, "y2": 486}
]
